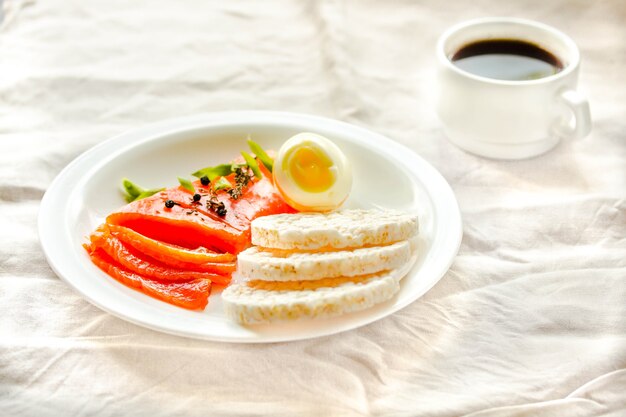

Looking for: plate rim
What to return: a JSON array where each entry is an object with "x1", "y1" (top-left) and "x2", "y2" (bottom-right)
[{"x1": 38, "y1": 111, "x2": 462, "y2": 343}]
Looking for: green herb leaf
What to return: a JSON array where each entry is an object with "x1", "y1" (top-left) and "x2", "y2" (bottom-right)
[
  {"x1": 191, "y1": 164, "x2": 233, "y2": 181},
  {"x1": 135, "y1": 188, "x2": 165, "y2": 201},
  {"x1": 230, "y1": 162, "x2": 245, "y2": 172},
  {"x1": 177, "y1": 177, "x2": 195, "y2": 193},
  {"x1": 247, "y1": 138, "x2": 273, "y2": 173},
  {"x1": 121, "y1": 178, "x2": 164, "y2": 202},
  {"x1": 241, "y1": 151, "x2": 262, "y2": 179},
  {"x1": 122, "y1": 178, "x2": 144, "y2": 202},
  {"x1": 213, "y1": 177, "x2": 233, "y2": 191}
]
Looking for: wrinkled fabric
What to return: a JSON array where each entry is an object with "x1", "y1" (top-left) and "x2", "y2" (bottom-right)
[{"x1": 1, "y1": 0, "x2": 625, "y2": 416}]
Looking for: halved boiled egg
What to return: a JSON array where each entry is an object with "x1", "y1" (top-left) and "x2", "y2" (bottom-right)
[{"x1": 273, "y1": 132, "x2": 352, "y2": 212}]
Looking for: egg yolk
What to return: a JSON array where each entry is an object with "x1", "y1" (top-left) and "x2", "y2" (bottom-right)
[{"x1": 284, "y1": 145, "x2": 335, "y2": 193}]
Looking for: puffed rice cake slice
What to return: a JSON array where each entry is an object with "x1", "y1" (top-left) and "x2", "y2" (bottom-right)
[
  {"x1": 250, "y1": 209, "x2": 419, "y2": 251},
  {"x1": 237, "y1": 240, "x2": 412, "y2": 282},
  {"x1": 222, "y1": 254, "x2": 416, "y2": 324}
]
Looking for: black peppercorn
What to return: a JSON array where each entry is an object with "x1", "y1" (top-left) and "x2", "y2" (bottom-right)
[
  {"x1": 164, "y1": 199, "x2": 176, "y2": 208},
  {"x1": 193, "y1": 193, "x2": 201, "y2": 202},
  {"x1": 200, "y1": 176, "x2": 210, "y2": 186}
]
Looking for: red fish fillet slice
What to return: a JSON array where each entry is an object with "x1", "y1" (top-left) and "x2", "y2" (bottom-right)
[
  {"x1": 106, "y1": 224, "x2": 236, "y2": 272},
  {"x1": 106, "y1": 176, "x2": 295, "y2": 254},
  {"x1": 85, "y1": 245, "x2": 211, "y2": 310},
  {"x1": 90, "y1": 227, "x2": 232, "y2": 285},
  {"x1": 106, "y1": 195, "x2": 248, "y2": 254}
]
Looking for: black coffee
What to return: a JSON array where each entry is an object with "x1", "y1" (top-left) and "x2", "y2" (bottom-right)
[{"x1": 451, "y1": 39, "x2": 564, "y2": 81}]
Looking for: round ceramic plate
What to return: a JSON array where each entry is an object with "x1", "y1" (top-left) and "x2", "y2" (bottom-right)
[{"x1": 39, "y1": 111, "x2": 462, "y2": 343}]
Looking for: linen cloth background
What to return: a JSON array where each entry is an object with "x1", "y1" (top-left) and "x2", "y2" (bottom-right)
[{"x1": 1, "y1": 0, "x2": 625, "y2": 416}]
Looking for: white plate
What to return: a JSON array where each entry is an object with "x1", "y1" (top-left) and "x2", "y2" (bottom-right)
[{"x1": 39, "y1": 111, "x2": 462, "y2": 343}]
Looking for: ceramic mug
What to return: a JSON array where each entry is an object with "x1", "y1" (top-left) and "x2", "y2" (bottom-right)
[{"x1": 436, "y1": 17, "x2": 591, "y2": 159}]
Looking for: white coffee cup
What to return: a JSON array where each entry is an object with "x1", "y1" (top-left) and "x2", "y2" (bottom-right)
[{"x1": 436, "y1": 17, "x2": 591, "y2": 159}]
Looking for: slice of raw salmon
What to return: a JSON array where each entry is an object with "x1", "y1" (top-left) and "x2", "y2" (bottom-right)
[
  {"x1": 106, "y1": 176, "x2": 294, "y2": 254},
  {"x1": 106, "y1": 223, "x2": 236, "y2": 266},
  {"x1": 89, "y1": 226, "x2": 232, "y2": 285},
  {"x1": 106, "y1": 193, "x2": 246, "y2": 254},
  {"x1": 85, "y1": 163, "x2": 295, "y2": 310},
  {"x1": 85, "y1": 245, "x2": 211, "y2": 310}
]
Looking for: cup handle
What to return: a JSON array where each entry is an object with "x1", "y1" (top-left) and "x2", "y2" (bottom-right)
[{"x1": 555, "y1": 89, "x2": 592, "y2": 139}]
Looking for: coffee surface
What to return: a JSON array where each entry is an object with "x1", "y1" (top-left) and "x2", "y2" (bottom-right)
[{"x1": 451, "y1": 39, "x2": 563, "y2": 81}]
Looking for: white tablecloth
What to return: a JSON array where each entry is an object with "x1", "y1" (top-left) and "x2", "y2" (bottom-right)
[{"x1": 1, "y1": 0, "x2": 625, "y2": 416}]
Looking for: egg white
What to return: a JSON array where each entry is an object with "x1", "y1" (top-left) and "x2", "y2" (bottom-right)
[{"x1": 273, "y1": 132, "x2": 352, "y2": 212}]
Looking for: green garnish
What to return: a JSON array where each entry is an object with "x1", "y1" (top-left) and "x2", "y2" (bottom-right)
[
  {"x1": 241, "y1": 151, "x2": 262, "y2": 179},
  {"x1": 118, "y1": 138, "x2": 273, "y2": 205},
  {"x1": 213, "y1": 177, "x2": 233, "y2": 191},
  {"x1": 230, "y1": 162, "x2": 245, "y2": 172},
  {"x1": 135, "y1": 189, "x2": 165, "y2": 201},
  {"x1": 247, "y1": 138, "x2": 273, "y2": 173},
  {"x1": 122, "y1": 178, "x2": 163, "y2": 202},
  {"x1": 122, "y1": 178, "x2": 143, "y2": 200},
  {"x1": 177, "y1": 177, "x2": 195, "y2": 193},
  {"x1": 191, "y1": 164, "x2": 233, "y2": 181}
]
